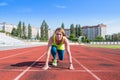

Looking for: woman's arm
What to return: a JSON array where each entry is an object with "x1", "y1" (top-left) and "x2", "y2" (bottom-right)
[
  {"x1": 42, "y1": 36, "x2": 53, "y2": 70},
  {"x1": 64, "y1": 37, "x2": 74, "y2": 70}
]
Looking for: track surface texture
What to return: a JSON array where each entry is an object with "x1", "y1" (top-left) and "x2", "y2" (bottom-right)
[{"x1": 0, "y1": 45, "x2": 120, "y2": 80}]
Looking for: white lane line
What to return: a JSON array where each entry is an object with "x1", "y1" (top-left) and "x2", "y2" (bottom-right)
[
  {"x1": 14, "y1": 52, "x2": 46, "y2": 80},
  {"x1": 73, "y1": 57, "x2": 101, "y2": 80},
  {"x1": 0, "y1": 69, "x2": 116, "y2": 72},
  {"x1": 0, "y1": 49, "x2": 37, "y2": 60}
]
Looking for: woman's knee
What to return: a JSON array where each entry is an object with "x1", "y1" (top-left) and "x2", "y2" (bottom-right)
[{"x1": 51, "y1": 46, "x2": 57, "y2": 53}]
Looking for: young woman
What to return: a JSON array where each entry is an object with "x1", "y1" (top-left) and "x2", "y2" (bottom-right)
[{"x1": 43, "y1": 28, "x2": 74, "y2": 70}]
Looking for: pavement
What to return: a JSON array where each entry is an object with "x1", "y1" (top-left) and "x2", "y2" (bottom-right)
[
  {"x1": 0, "y1": 41, "x2": 83, "y2": 51},
  {"x1": 0, "y1": 42, "x2": 47, "y2": 51}
]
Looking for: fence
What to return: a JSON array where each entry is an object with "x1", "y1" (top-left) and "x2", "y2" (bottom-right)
[{"x1": 90, "y1": 42, "x2": 120, "y2": 45}]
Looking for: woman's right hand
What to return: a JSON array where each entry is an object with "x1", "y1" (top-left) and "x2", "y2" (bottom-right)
[
  {"x1": 42, "y1": 65, "x2": 50, "y2": 70},
  {"x1": 69, "y1": 64, "x2": 74, "y2": 70}
]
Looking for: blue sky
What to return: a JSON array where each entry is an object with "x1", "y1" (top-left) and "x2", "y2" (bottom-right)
[{"x1": 0, "y1": 0, "x2": 120, "y2": 34}]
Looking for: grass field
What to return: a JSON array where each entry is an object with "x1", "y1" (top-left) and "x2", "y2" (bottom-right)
[{"x1": 85, "y1": 44, "x2": 120, "y2": 49}]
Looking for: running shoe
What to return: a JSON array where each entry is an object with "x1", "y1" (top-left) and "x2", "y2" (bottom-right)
[{"x1": 52, "y1": 59, "x2": 57, "y2": 66}]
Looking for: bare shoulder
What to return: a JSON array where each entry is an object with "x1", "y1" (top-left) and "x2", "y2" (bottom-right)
[
  {"x1": 63, "y1": 36, "x2": 67, "y2": 40},
  {"x1": 48, "y1": 35, "x2": 54, "y2": 44},
  {"x1": 63, "y1": 36, "x2": 69, "y2": 43},
  {"x1": 50, "y1": 35, "x2": 54, "y2": 40}
]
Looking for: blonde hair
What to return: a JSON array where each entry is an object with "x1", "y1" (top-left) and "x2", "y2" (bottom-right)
[{"x1": 55, "y1": 27, "x2": 66, "y2": 36}]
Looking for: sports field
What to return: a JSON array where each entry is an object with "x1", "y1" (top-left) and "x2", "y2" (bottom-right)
[
  {"x1": 0, "y1": 45, "x2": 120, "y2": 80},
  {"x1": 85, "y1": 44, "x2": 120, "y2": 49}
]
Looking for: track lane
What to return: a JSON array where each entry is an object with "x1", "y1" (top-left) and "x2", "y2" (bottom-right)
[
  {"x1": 0, "y1": 45, "x2": 120, "y2": 80},
  {"x1": 0, "y1": 46, "x2": 47, "y2": 80},
  {"x1": 19, "y1": 52, "x2": 97, "y2": 80},
  {"x1": 70, "y1": 45, "x2": 120, "y2": 80}
]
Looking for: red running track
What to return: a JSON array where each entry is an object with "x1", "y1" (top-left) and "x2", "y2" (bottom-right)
[{"x1": 0, "y1": 45, "x2": 120, "y2": 80}]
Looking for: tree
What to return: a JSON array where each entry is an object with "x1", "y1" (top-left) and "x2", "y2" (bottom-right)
[
  {"x1": 78, "y1": 25, "x2": 82, "y2": 36},
  {"x1": 11, "y1": 27, "x2": 18, "y2": 36},
  {"x1": 40, "y1": 21, "x2": 44, "y2": 39},
  {"x1": 45, "y1": 23, "x2": 48, "y2": 40},
  {"x1": 22, "y1": 22, "x2": 26, "y2": 39},
  {"x1": 28, "y1": 24, "x2": 32, "y2": 39},
  {"x1": 36, "y1": 30, "x2": 40, "y2": 40},
  {"x1": 17, "y1": 21, "x2": 22, "y2": 38},
  {"x1": 96, "y1": 35, "x2": 104, "y2": 41},
  {"x1": 75, "y1": 24, "x2": 79, "y2": 37},
  {"x1": 70, "y1": 24, "x2": 75, "y2": 38},
  {"x1": 118, "y1": 33, "x2": 120, "y2": 41},
  {"x1": 70, "y1": 24, "x2": 75, "y2": 35},
  {"x1": 112, "y1": 33, "x2": 120, "y2": 41},
  {"x1": 70, "y1": 33, "x2": 75, "y2": 39},
  {"x1": 61, "y1": 22, "x2": 65, "y2": 29},
  {"x1": 105, "y1": 35, "x2": 112, "y2": 41},
  {"x1": 40, "y1": 20, "x2": 49, "y2": 41}
]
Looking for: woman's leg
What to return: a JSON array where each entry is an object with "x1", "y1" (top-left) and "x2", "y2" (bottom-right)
[
  {"x1": 51, "y1": 45, "x2": 57, "y2": 60},
  {"x1": 57, "y1": 50, "x2": 65, "y2": 60},
  {"x1": 51, "y1": 46, "x2": 58, "y2": 66}
]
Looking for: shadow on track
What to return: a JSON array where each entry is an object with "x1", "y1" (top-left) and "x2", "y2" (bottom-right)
[
  {"x1": 11, "y1": 61, "x2": 69, "y2": 70},
  {"x1": 11, "y1": 61, "x2": 45, "y2": 68}
]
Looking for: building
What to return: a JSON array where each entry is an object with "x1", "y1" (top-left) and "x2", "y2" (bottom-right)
[
  {"x1": 48, "y1": 29, "x2": 54, "y2": 39},
  {"x1": 0, "y1": 22, "x2": 55, "y2": 40},
  {"x1": 64, "y1": 29, "x2": 70, "y2": 37},
  {"x1": 31, "y1": 27, "x2": 39, "y2": 39},
  {"x1": 0, "y1": 22, "x2": 17, "y2": 33},
  {"x1": 82, "y1": 23, "x2": 106, "y2": 40},
  {"x1": 0, "y1": 22, "x2": 107, "y2": 40},
  {"x1": 0, "y1": 22, "x2": 39, "y2": 39}
]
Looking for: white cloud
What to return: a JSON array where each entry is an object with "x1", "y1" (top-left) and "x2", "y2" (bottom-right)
[
  {"x1": 0, "y1": 2, "x2": 8, "y2": 6},
  {"x1": 56, "y1": 5, "x2": 66, "y2": 9}
]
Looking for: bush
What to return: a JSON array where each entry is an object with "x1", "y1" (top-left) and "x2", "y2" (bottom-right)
[
  {"x1": 68, "y1": 38, "x2": 78, "y2": 42},
  {"x1": 82, "y1": 39, "x2": 90, "y2": 43},
  {"x1": 40, "y1": 38, "x2": 48, "y2": 42},
  {"x1": 0, "y1": 30, "x2": 5, "y2": 33}
]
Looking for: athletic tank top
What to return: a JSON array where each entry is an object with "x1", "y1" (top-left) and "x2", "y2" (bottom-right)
[{"x1": 52, "y1": 35, "x2": 65, "y2": 50}]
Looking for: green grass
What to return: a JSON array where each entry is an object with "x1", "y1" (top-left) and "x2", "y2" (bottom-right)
[{"x1": 85, "y1": 44, "x2": 120, "y2": 49}]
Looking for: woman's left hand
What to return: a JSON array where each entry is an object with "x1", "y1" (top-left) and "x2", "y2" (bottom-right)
[{"x1": 69, "y1": 64, "x2": 74, "y2": 70}]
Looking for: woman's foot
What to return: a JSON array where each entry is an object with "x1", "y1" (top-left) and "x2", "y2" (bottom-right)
[{"x1": 52, "y1": 59, "x2": 57, "y2": 66}]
